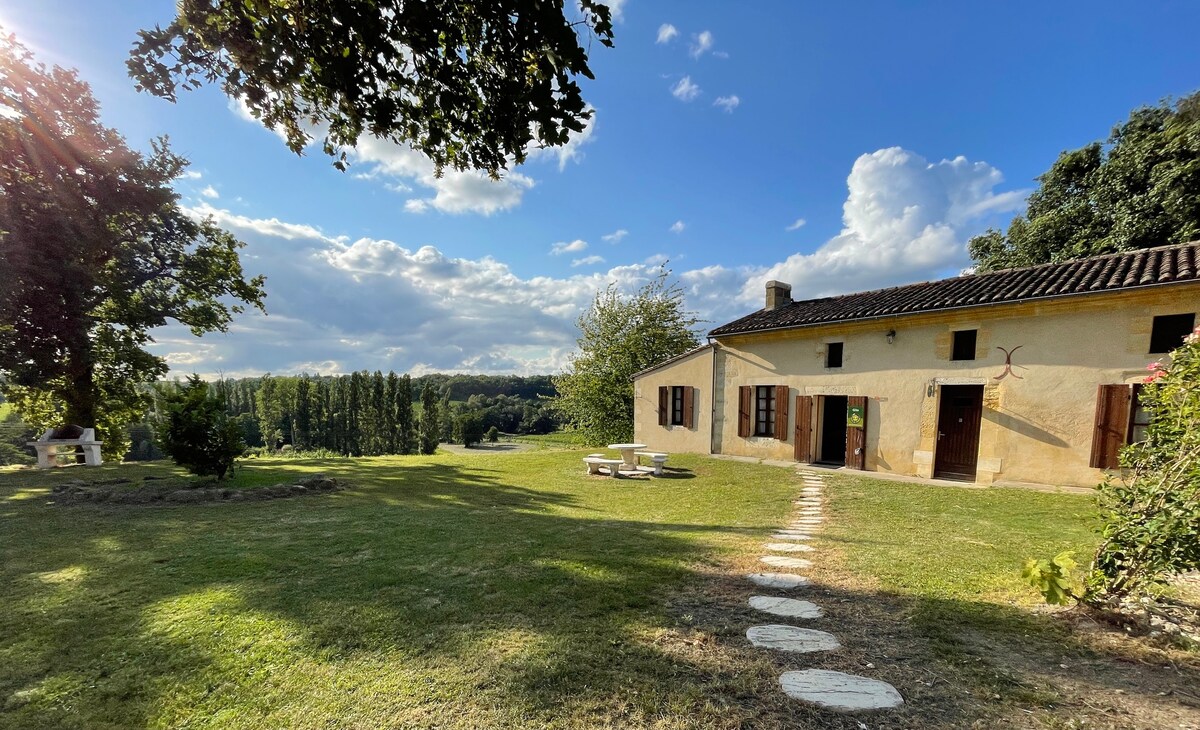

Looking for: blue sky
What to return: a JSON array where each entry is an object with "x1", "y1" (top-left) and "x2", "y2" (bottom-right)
[{"x1": 3, "y1": 1, "x2": 1199, "y2": 376}]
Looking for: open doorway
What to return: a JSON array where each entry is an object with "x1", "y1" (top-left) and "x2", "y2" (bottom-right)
[{"x1": 817, "y1": 395, "x2": 847, "y2": 465}]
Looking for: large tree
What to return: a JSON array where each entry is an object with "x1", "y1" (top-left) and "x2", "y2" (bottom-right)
[
  {"x1": 0, "y1": 37, "x2": 265, "y2": 458},
  {"x1": 554, "y1": 270, "x2": 701, "y2": 445},
  {"x1": 127, "y1": 0, "x2": 615, "y2": 175},
  {"x1": 970, "y1": 91, "x2": 1200, "y2": 272}
]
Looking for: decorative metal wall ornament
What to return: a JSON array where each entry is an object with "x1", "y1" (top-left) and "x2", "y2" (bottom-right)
[{"x1": 994, "y1": 345, "x2": 1027, "y2": 380}]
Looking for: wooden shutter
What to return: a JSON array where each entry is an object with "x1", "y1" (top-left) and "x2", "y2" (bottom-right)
[
  {"x1": 793, "y1": 395, "x2": 813, "y2": 462},
  {"x1": 1090, "y1": 384, "x2": 1132, "y2": 469},
  {"x1": 845, "y1": 396, "x2": 868, "y2": 470},
  {"x1": 682, "y1": 386, "x2": 695, "y2": 429},
  {"x1": 657, "y1": 386, "x2": 669, "y2": 427},
  {"x1": 774, "y1": 386, "x2": 790, "y2": 440},
  {"x1": 737, "y1": 386, "x2": 752, "y2": 437}
]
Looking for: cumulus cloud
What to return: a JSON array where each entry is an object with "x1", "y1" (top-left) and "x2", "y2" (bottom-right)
[
  {"x1": 602, "y1": 228, "x2": 629, "y2": 243},
  {"x1": 551, "y1": 239, "x2": 588, "y2": 255},
  {"x1": 786, "y1": 218, "x2": 807, "y2": 232},
  {"x1": 713, "y1": 95, "x2": 740, "y2": 113},
  {"x1": 740, "y1": 147, "x2": 1028, "y2": 303},
  {"x1": 181, "y1": 170, "x2": 203, "y2": 180},
  {"x1": 571, "y1": 255, "x2": 606, "y2": 267},
  {"x1": 669, "y1": 220, "x2": 686, "y2": 234},
  {"x1": 671, "y1": 76, "x2": 701, "y2": 102},
  {"x1": 526, "y1": 108, "x2": 598, "y2": 171},
  {"x1": 690, "y1": 31, "x2": 713, "y2": 58},
  {"x1": 200, "y1": 185, "x2": 219, "y2": 199},
  {"x1": 656, "y1": 23, "x2": 678, "y2": 43}
]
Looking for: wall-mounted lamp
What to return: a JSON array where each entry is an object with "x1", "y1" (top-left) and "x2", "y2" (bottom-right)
[{"x1": 886, "y1": 329, "x2": 897, "y2": 344}]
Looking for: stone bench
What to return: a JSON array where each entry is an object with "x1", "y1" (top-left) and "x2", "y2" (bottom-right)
[
  {"x1": 582, "y1": 456, "x2": 624, "y2": 477},
  {"x1": 635, "y1": 451, "x2": 669, "y2": 475},
  {"x1": 27, "y1": 428, "x2": 103, "y2": 469}
]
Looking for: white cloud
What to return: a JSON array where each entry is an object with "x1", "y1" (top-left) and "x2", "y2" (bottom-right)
[
  {"x1": 550, "y1": 239, "x2": 588, "y2": 255},
  {"x1": 607, "y1": 0, "x2": 627, "y2": 21},
  {"x1": 671, "y1": 76, "x2": 701, "y2": 102},
  {"x1": 571, "y1": 255, "x2": 606, "y2": 267},
  {"x1": 656, "y1": 23, "x2": 678, "y2": 43},
  {"x1": 713, "y1": 95, "x2": 740, "y2": 113},
  {"x1": 602, "y1": 228, "x2": 629, "y2": 244},
  {"x1": 786, "y1": 218, "x2": 807, "y2": 232},
  {"x1": 526, "y1": 108, "x2": 598, "y2": 171},
  {"x1": 183, "y1": 202, "x2": 333, "y2": 241},
  {"x1": 669, "y1": 220, "x2": 686, "y2": 234},
  {"x1": 740, "y1": 147, "x2": 1028, "y2": 304},
  {"x1": 200, "y1": 185, "x2": 219, "y2": 199},
  {"x1": 181, "y1": 170, "x2": 203, "y2": 180},
  {"x1": 690, "y1": 31, "x2": 714, "y2": 58}
]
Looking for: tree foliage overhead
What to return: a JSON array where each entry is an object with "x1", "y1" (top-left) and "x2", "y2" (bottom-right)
[
  {"x1": 554, "y1": 270, "x2": 701, "y2": 445},
  {"x1": 0, "y1": 35, "x2": 265, "y2": 457},
  {"x1": 970, "y1": 91, "x2": 1200, "y2": 272},
  {"x1": 128, "y1": 0, "x2": 615, "y2": 175}
]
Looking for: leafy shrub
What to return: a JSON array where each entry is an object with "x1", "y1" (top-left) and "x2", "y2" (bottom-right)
[
  {"x1": 156, "y1": 375, "x2": 244, "y2": 480},
  {"x1": 486, "y1": 426, "x2": 499, "y2": 443},
  {"x1": 455, "y1": 413, "x2": 484, "y2": 447},
  {"x1": 1022, "y1": 551, "x2": 1078, "y2": 605}
]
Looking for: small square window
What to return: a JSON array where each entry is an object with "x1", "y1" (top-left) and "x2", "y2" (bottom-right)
[
  {"x1": 825, "y1": 342, "x2": 844, "y2": 368},
  {"x1": 951, "y1": 329, "x2": 977, "y2": 361},
  {"x1": 1149, "y1": 313, "x2": 1195, "y2": 354}
]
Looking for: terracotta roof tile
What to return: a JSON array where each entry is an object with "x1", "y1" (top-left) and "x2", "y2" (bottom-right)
[{"x1": 709, "y1": 241, "x2": 1200, "y2": 337}]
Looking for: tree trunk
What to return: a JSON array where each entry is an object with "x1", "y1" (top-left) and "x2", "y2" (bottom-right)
[{"x1": 62, "y1": 356, "x2": 97, "y2": 464}]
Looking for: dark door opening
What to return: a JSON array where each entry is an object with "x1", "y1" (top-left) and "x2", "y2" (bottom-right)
[
  {"x1": 818, "y1": 395, "x2": 848, "y2": 465},
  {"x1": 934, "y1": 385, "x2": 984, "y2": 481}
]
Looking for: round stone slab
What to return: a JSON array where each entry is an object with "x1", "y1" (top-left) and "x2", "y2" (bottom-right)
[
  {"x1": 747, "y1": 572, "x2": 811, "y2": 589},
  {"x1": 749, "y1": 595, "x2": 824, "y2": 618},
  {"x1": 766, "y1": 542, "x2": 815, "y2": 552},
  {"x1": 795, "y1": 517, "x2": 824, "y2": 524},
  {"x1": 771, "y1": 533, "x2": 814, "y2": 541},
  {"x1": 747, "y1": 624, "x2": 840, "y2": 653},
  {"x1": 779, "y1": 669, "x2": 904, "y2": 711},
  {"x1": 761, "y1": 555, "x2": 813, "y2": 569}
]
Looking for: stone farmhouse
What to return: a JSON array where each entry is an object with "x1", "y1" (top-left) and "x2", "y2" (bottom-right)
[{"x1": 633, "y1": 242, "x2": 1200, "y2": 488}]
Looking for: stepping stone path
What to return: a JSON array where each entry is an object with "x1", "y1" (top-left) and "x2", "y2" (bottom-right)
[
  {"x1": 749, "y1": 595, "x2": 823, "y2": 618},
  {"x1": 742, "y1": 470, "x2": 903, "y2": 714},
  {"x1": 747, "y1": 624, "x2": 840, "y2": 653},
  {"x1": 765, "y1": 542, "x2": 815, "y2": 552},
  {"x1": 747, "y1": 572, "x2": 811, "y2": 589},
  {"x1": 780, "y1": 670, "x2": 905, "y2": 711}
]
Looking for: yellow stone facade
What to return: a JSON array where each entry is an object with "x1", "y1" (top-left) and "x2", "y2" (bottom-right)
[{"x1": 633, "y1": 284, "x2": 1199, "y2": 488}]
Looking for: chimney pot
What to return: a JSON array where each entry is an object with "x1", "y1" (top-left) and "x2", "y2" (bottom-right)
[{"x1": 765, "y1": 280, "x2": 792, "y2": 310}]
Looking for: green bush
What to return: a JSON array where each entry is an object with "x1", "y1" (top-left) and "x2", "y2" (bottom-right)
[
  {"x1": 155, "y1": 375, "x2": 245, "y2": 480},
  {"x1": 455, "y1": 413, "x2": 484, "y2": 447},
  {"x1": 486, "y1": 426, "x2": 499, "y2": 443}
]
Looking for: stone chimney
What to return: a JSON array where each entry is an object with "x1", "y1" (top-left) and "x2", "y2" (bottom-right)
[{"x1": 765, "y1": 280, "x2": 792, "y2": 310}]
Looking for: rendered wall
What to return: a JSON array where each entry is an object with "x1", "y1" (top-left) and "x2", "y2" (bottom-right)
[{"x1": 632, "y1": 347, "x2": 715, "y2": 454}]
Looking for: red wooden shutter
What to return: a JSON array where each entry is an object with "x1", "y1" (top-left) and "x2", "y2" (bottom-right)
[
  {"x1": 682, "y1": 386, "x2": 695, "y2": 429},
  {"x1": 845, "y1": 396, "x2": 868, "y2": 470},
  {"x1": 793, "y1": 395, "x2": 813, "y2": 462},
  {"x1": 1090, "y1": 384, "x2": 1132, "y2": 469},
  {"x1": 774, "y1": 386, "x2": 790, "y2": 440},
  {"x1": 737, "y1": 386, "x2": 752, "y2": 437},
  {"x1": 658, "y1": 386, "x2": 669, "y2": 427}
]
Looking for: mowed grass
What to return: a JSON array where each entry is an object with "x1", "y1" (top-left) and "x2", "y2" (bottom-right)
[{"x1": 0, "y1": 451, "x2": 796, "y2": 730}]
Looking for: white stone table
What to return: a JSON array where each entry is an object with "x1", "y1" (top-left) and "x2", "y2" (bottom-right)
[{"x1": 607, "y1": 443, "x2": 647, "y2": 469}]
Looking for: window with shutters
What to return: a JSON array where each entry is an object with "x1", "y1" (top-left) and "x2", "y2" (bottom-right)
[
  {"x1": 754, "y1": 386, "x2": 776, "y2": 436},
  {"x1": 1090, "y1": 383, "x2": 1146, "y2": 469},
  {"x1": 1149, "y1": 313, "x2": 1195, "y2": 354},
  {"x1": 951, "y1": 329, "x2": 977, "y2": 361},
  {"x1": 670, "y1": 386, "x2": 685, "y2": 425},
  {"x1": 825, "y1": 342, "x2": 843, "y2": 368}
]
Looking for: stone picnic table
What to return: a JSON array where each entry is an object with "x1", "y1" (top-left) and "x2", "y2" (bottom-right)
[{"x1": 607, "y1": 443, "x2": 646, "y2": 469}]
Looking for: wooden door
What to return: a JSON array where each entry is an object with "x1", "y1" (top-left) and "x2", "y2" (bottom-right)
[
  {"x1": 845, "y1": 396, "x2": 867, "y2": 470},
  {"x1": 793, "y1": 395, "x2": 813, "y2": 462},
  {"x1": 934, "y1": 385, "x2": 984, "y2": 480}
]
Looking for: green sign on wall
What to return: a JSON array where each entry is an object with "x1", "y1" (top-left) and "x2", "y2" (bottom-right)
[{"x1": 846, "y1": 404, "x2": 865, "y2": 429}]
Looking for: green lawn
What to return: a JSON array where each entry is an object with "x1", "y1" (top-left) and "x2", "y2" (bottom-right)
[
  {"x1": 0, "y1": 451, "x2": 797, "y2": 729},
  {"x1": 3, "y1": 454, "x2": 1191, "y2": 728}
]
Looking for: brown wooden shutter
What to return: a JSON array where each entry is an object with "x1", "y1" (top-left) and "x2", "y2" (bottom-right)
[
  {"x1": 845, "y1": 396, "x2": 868, "y2": 470},
  {"x1": 793, "y1": 395, "x2": 813, "y2": 462},
  {"x1": 774, "y1": 386, "x2": 790, "y2": 440},
  {"x1": 682, "y1": 386, "x2": 695, "y2": 429},
  {"x1": 1090, "y1": 384, "x2": 1132, "y2": 469},
  {"x1": 737, "y1": 386, "x2": 752, "y2": 437},
  {"x1": 658, "y1": 386, "x2": 669, "y2": 427}
]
